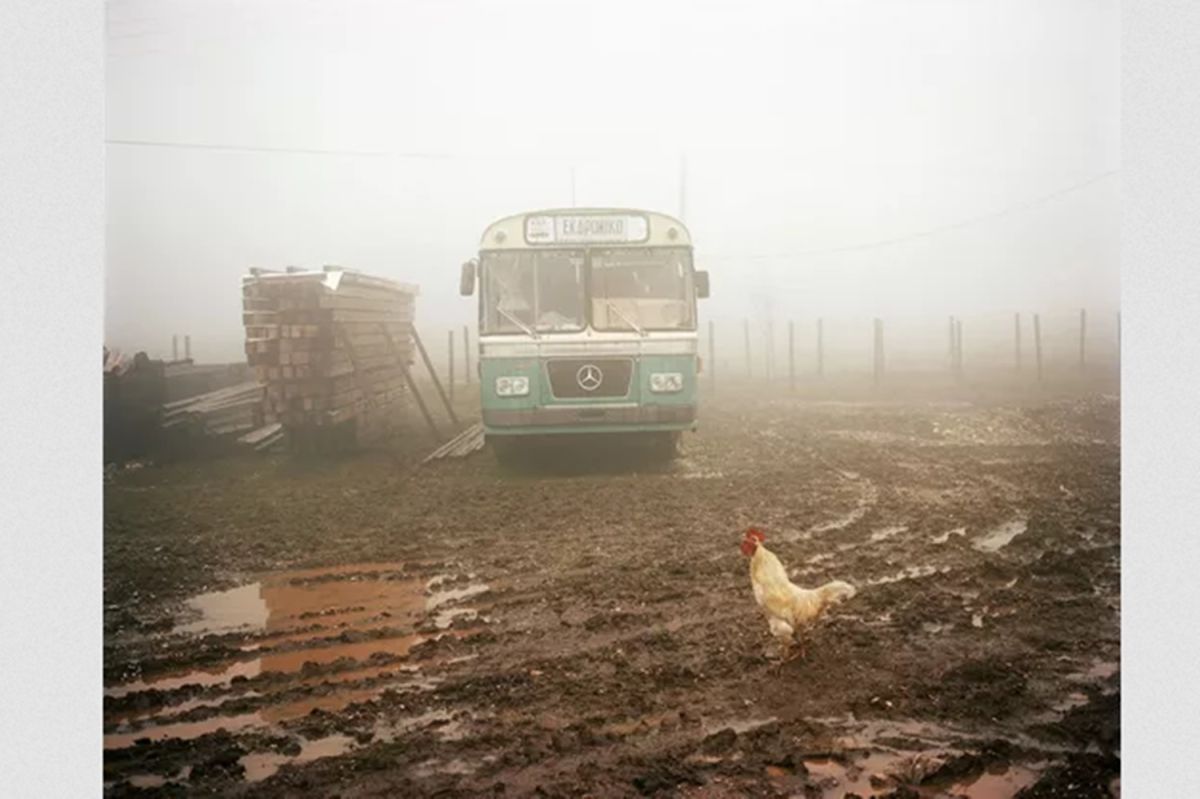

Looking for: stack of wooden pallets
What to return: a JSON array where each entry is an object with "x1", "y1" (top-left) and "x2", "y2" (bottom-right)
[{"x1": 242, "y1": 266, "x2": 420, "y2": 433}]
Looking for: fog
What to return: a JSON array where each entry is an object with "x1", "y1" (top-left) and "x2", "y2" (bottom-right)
[{"x1": 105, "y1": 0, "x2": 1119, "y2": 364}]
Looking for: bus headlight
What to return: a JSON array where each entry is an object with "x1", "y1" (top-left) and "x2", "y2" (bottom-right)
[
  {"x1": 495, "y1": 376, "x2": 530, "y2": 397},
  {"x1": 649, "y1": 372, "x2": 683, "y2": 393}
]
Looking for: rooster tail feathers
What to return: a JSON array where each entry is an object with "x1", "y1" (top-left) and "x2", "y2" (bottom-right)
[{"x1": 817, "y1": 580, "x2": 857, "y2": 606}]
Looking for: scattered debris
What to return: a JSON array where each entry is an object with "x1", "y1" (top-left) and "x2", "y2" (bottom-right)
[{"x1": 422, "y1": 423, "x2": 486, "y2": 464}]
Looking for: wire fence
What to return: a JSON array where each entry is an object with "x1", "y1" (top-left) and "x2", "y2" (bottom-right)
[
  {"x1": 414, "y1": 307, "x2": 1119, "y2": 398},
  {"x1": 702, "y1": 308, "x2": 1120, "y2": 385}
]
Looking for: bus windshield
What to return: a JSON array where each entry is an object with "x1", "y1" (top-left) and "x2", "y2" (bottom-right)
[
  {"x1": 481, "y1": 250, "x2": 586, "y2": 335},
  {"x1": 590, "y1": 247, "x2": 695, "y2": 331}
]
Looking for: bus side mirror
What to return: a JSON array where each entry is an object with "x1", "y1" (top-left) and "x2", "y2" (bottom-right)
[
  {"x1": 695, "y1": 270, "x2": 710, "y2": 299},
  {"x1": 459, "y1": 260, "x2": 477, "y2": 296}
]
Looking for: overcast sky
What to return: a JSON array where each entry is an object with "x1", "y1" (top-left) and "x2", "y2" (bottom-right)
[{"x1": 105, "y1": 0, "x2": 1119, "y2": 362}]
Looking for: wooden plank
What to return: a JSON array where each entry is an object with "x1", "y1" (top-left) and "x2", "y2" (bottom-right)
[
  {"x1": 379, "y1": 324, "x2": 443, "y2": 441},
  {"x1": 411, "y1": 327, "x2": 459, "y2": 427},
  {"x1": 421, "y1": 423, "x2": 483, "y2": 463}
]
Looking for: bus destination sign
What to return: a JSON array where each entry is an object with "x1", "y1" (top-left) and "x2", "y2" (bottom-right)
[{"x1": 525, "y1": 214, "x2": 649, "y2": 245}]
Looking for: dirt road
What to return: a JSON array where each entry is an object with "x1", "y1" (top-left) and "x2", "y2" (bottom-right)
[{"x1": 103, "y1": 381, "x2": 1120, "y2": 797}]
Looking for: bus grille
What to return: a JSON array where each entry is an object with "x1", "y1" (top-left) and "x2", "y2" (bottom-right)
[{"x1": 546, "y1": 358, "x2": 633, "y2": 399}]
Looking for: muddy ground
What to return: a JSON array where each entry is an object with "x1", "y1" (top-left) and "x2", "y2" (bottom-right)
[{"x1": 103, "y1": 376, "x2": 1121, "y2": 798}]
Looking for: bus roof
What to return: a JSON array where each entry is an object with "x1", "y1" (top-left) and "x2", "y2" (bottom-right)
[{"x1": 479, "y1": 208, "x2": 691, "y2": 250}]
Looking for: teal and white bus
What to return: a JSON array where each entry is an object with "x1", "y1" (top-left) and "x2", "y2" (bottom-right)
[{"x1": 459, "y1": 208, "x2": 709, "y2": 462}]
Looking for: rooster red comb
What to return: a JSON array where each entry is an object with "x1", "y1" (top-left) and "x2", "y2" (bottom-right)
[{"x1": 745, "y1": 527, "x2": 766, "y2": 542}]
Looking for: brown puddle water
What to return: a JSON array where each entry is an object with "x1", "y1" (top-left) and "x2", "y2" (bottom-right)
[
  {"x1": 105, "y1": 563, "x2": 488, "y2": 751},
  {"x1": 124, "y1": 766, "x2": 191, "y2": 789},
  {"x1": 104, "y1": 669, "x2": 441, "y2": 750},
  {"x1": 239, "y1": 734, "x2": 356, "y2": 782},
  {"x1": 108, "y1": 564, "x2": 488, "y2": 694},
  {"x1": 940, "y1": 762, "x2": 1041, "y2": 797},
  {"x1": 800, "y1": 752, "x2": 1041, "y2": 799}
]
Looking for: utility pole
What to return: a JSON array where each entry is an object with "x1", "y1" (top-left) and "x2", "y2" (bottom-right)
[{"x1": 678, "y1": 153, "x2": 687, "y2": 222}]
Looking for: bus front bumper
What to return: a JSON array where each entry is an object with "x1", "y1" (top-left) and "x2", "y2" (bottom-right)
[{"x1": 483, "y1": 404, "x2": 696, "y2": 435}]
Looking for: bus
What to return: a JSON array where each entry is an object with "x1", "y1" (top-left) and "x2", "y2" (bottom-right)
[{"x1": 459, "y1": 208, "x2": 709, "y2": 462}]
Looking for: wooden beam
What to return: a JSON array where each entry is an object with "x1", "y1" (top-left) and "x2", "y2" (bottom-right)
[
  {"x1": 410, "y1": 326, "x2": 460, "y2": 427},
  {"x1": 379, "y1": 324, "x2": 443, "y2": 441}
]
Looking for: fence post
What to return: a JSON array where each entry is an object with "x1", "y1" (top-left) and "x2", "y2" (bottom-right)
[
  {"x1": 873, "y1": 318, "x2": 884, "y2": 386},
  {"x1": 816, "y1": 317, "x2": 824, "y2": 377},
  {"x1": 463, "y1": 325, "x2": 471, "y2": 384},
  {"x1": 948, "y1": 316, "x2": 956, "y2": 374},
  {"x1": 954, "y1": 319, "x2": 964, "y2": 379},
  {"x1": 766, "y1": 320, "x2": 774, "y2": 382},
  {"x1": 1014, "y1": 313, "x2": 1022, "y2": 371},
  {"x1": 1079, "y1": 308, "x2": 1087, "y2": 370},
  {"x1": 708, "y1": 319, "x2": 716, "y2": 394},
  {"x1": 743, "y1": 318, "x2": 751, "y2": 379},
  {"x1": 1034, "y1": 313, "x2": 1043, "y2": 384},
  {"x1": 448, "y1": 329, "x2": 455, "y2": 404},
  {"x1": 788, "y1": 320, "x2": 796, "y2": 392}
]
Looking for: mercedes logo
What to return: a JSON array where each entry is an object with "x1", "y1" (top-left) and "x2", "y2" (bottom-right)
[{"x1": 576, "y1": 363, "x2": 603, "y2": 392}]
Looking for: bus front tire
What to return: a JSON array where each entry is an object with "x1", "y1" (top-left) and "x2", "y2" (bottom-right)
[
  {"x1": 489, "y1": 435, "x2": 521, "y2": 467},
  {"x1": 650, "y1": 431, "x2": 681, "y2": 462}
]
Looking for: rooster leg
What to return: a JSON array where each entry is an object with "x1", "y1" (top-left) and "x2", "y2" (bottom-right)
[
  {"x1": 783, "y1": 635, "x2": 807, "y2": 663},
  {"x1": 766, "y1": 618, "x2": 795, "y2": 669}
]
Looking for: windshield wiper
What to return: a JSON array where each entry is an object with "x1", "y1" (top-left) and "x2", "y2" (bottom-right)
[
  {"x1": 605, "y1": 300, "x2": 645, "y2": 337},
  {"x1": 498, "y1": 307, "x2": 540, "y2": 339}
]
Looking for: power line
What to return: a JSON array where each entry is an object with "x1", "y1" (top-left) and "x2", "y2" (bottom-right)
[
  {"x1": 105, "y1": 138, "x2": 452, "y2": 159},
  {"x1": 706, "y1": 170, "x2": 1120, "y2": 262}
]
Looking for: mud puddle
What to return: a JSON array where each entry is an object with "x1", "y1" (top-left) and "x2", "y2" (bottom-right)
[
  {"x1": 973, "y1": 517, "x2": 1029, "y2": 553},
  {"x1": 870, "y1": 525, "x2": 908, "y2": 542},
  {"x1": 234, "y1": 708, "x2": 467, "y2": 784},
  {"x1": 931, "y1": 526, "x2": 967, "y2": 544},
  {"x1": 108, "y1": 564, "x2": 488, "y2": 694},
  {"x1": 240, "y1": 734, "x2": 355, "y2": 782},
  {"x1": 104, "y1": 563, "x2": 489, "y2": 752},
  {"x1": 800, "y1": 750, "x2": 1041, "y2": 798},
  {"x1": 374, "y1": 709, "x2": 473, "y2": 743},
  {"x1": 701, "y1": 716, "x2": 778, "y2": 736},
  {"x1": 867, "y1": 565, "x2": 950, "y2": 586},
  {"x1": 172, "y1": 562, "x2": 422, "y2": 637},
  {"x1": 118, "y1": 766, "x2": 192, "y2": 790}
]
